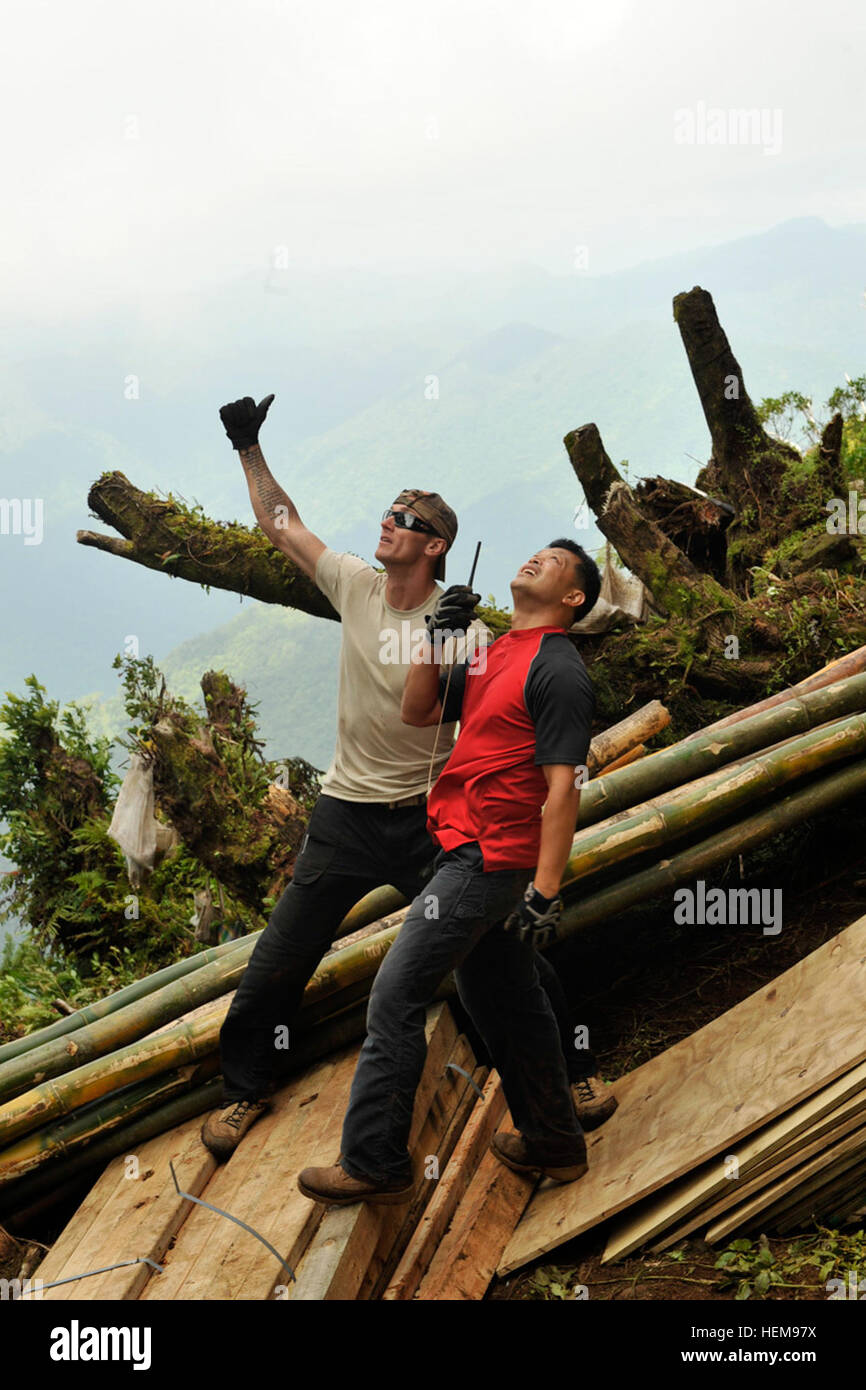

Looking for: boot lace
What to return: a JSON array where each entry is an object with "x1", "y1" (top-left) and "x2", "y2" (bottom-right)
[{"x1": 223, "y1": 1099, "x2": 260, "y2": 1130}]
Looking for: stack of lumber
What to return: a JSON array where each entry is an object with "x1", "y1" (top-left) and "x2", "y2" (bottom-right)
[
  {"x1": 31, "y1": 1003, "x2": 532, "y2": 1301},
  {"x1": 498, "y1": 912, "x2": 866, "y2": 1276}
]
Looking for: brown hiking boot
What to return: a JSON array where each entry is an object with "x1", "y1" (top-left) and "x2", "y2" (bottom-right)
[
  {"x1": 490, "y1": 1131, "x2": 588, "y2": 1183},
  {"x1": 201, "y1": 1098, "x2": 269, "y2": 1160},
  {"x1": 297, "y1": 1162, "x2": 415, "y2": 1207},
  {"x1": 571, "y1": 1074, "x2": 618, "y2": 1130}
]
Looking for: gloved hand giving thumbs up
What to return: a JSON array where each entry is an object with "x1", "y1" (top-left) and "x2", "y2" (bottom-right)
[{"x1": 219, "y1": 394, "x2": 275, "y2": 452}]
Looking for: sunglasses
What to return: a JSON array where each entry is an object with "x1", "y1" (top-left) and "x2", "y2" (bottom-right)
[{"x1": 382, "y1": 508, "x2": 439, "y2": 536}]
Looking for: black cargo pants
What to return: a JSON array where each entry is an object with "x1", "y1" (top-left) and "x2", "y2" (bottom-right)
[{"x1": 219, "y1": 793, "x2": 594, "y2": 1100}]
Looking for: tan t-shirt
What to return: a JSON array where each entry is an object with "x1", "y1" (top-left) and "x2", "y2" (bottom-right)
[{"x1": 315, "y1": 548, "x2": 489, "y2": 802}]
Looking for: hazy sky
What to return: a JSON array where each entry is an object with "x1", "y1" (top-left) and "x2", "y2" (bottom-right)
[{"x1": 4, "y1": 0, "x2": 865, "y2": 315}]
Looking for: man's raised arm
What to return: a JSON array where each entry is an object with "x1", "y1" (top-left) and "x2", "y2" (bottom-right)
[{"x1": 219, "y1": 393, "x2": 326, "y2": 582}]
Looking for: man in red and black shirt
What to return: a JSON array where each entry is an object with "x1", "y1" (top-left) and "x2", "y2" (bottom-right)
[{"x1": 298, "y1": 539, "x2": 601, "y2": 1206}]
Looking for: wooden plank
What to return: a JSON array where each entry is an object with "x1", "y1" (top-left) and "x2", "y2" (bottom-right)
[
  {"x1": 416, "y1": 1112, "x2": 536, "y2": 1301},
  {"x1": 180, "y1": 1054, "x2": 352, "y2": 1301},
  {"x1": 288, "y1": 1003, "x2": 457, "y2": 1301},
  {"x1": 142, "y1": 1052, "x2": 357, "y2": 1300},
  {"x1": 383, "y1": 1070, "x2": 507, "y2": 1300},
  {"x1": 501, "y1": 915, "x2": 866, "y2": 1276},
  {"x1": 605, "y1": 1061, "x2": 866, "y2": 1261},
  {"x1": 706, "y1": 1122, "x2": 866, "y2": 1244},
  {"x1": 774, "y1": 1164, "x2": 866, "y2": 1234},
  {"x1": 34, "y1": 1162, "x2": 132, "y2": 1294},
  {"x1": 357, "y1": 1037, "x2": 481, "y2": 1299},
  {"x1": 140, "y1": 1059, "x2": 335, "y2": 1299},
  {"x1": 647, "y1": 1087, "x2": 866, "y2": 1254},
  {"x1": 38, "y1": 1117, "x2": 218, "y2": 1299},
  {"x1": 758, "y1": 1136, "x2": 866, "y2": 1231}
]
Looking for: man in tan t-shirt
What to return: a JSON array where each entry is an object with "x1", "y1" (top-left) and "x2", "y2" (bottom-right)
[{"x1": 202, "y1": 392, "x2": 616, "y2": 1159}]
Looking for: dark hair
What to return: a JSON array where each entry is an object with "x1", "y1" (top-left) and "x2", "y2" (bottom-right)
[{"x1": 547, "y1": 539, "x2": 601, "y2": 622}]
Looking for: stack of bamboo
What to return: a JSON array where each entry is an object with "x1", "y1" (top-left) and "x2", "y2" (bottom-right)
[{"x1": 3, "y1": 645, "x2": 866, "y2": 1237}]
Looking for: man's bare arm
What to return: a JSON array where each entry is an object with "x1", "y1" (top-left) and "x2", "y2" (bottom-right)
[
  {"x1": 219, "y1": 394, "x2": 325, "y2": 582},
  {"x1": 534, "y1": 764, "x2": 582, "y2": 899},
  {"x1": 239, "y1": 442, "x2": 325, "y2": 581},
  {"x1": 402, "y1": 645, "x2": 444, "y2": 726}
]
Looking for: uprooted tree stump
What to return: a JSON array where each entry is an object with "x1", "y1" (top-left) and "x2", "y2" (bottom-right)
[
  {"x1": 136, "y1": 669, "x2": 311, "y2": 911},
  {"x1": 563, "y1": 286, "x2": 866, "y2": 730}
]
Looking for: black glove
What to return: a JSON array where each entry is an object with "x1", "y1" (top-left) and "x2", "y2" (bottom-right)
[
  {"x1": 425, "y1": 584, "x2": 481, "y2": 639},
  {"x1": 502, "y1": 882, "x2": 563, "y2": 949},
  {"x1": 219, "y1": 394, "x2": 275, "y2": 451}
]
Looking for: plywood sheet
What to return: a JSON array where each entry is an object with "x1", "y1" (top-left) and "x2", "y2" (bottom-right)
[
  {"x1": 605, "y1": 1060, "x2": 866, "y2": 1261},
  {"x1": 502, "y1": 915, "x2": 866, "y2": 1276},
  {"x1": 707, "y1": 1122, "x2": 866, "y2": 1243},
  {"x1": 647, "y1": 1086, "x2": 866, "y2": 1254}
]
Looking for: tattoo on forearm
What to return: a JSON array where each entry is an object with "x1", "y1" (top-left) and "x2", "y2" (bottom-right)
[{"x1": 240, "y1": 444, "x2": 295, "y2": 526}]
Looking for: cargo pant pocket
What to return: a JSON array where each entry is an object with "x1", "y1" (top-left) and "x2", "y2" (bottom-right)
[{"x1": 291, "y1": 834, "x2": 339, "y2": 885}]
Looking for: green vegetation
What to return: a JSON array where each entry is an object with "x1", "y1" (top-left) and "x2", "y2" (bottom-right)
[{"x1": 0, "y1": 660, "x2": 290, "y2": 1045}]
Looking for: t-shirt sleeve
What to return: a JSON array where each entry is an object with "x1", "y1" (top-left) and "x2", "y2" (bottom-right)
[
  {"x1": 524, "y1": 635, "x2": 595, "y2": 767},
  {"x1": 314, "y1": 548, "x2": 375, "y2": 615}
]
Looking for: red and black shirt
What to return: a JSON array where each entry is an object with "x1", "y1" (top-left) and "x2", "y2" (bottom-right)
[{"x1": 428, "y1": 625, "x2": 595, "y2": 870}]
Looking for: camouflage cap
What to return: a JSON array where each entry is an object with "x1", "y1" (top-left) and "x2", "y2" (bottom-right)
[{"x1": 392, "y1": 488, "x2": 458, "y2": 581}]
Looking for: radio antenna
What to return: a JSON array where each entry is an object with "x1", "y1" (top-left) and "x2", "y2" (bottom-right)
[{"x1": 426, "y1": 542, "x2": 482, "y2": 795}]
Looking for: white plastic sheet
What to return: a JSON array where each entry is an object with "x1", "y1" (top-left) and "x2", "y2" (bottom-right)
[
  {"x1": 571, "y1": 545, "x2": 656, "y2": 635},
  {"x1": 108, "y1": 753, "x2": 178, "y2": 887}
]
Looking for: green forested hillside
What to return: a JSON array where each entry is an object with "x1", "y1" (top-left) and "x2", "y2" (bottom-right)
[{"x1": 83, "y1": 602, "x2": 343, "y2": 772}]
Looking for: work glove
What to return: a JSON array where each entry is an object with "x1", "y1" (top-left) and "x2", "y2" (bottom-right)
[
  {"x1": 219, "y1": 394, "x2": 275, "y2": 451},
  {"x1": 502, "y1": 882, "x2": 563, "y2": 949},
  {"x1": 425, "y1": 584, "x2": 481, "y2": 639}
]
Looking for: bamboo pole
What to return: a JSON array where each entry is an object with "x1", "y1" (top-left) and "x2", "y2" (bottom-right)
[
  {"x1": 596, "y1": 744, "x2": 646, "y2": 774},
  {"x1": 560, "y1": 710, "x2": 866, "y2": 889},
  {"x1": 681, "y1": 644, "x2": 866, "y2": 741},
  {"x1": 555, "y1": 755, "x2": 866, "y2": 940},
  {"x1": 0, "y1": 1077, "x2": 225, "y2": 1226},
  {"x1": 577, "y1": 669, "x2": 866, "y2": 828},
  {"x1": 0, "y1": 933, "x2": 255, "y2": 1066},
  {"x1": 0, "y1": 995, "x2": 389, "y2": 1212},
  {"x1": 0, "y1": 1011, "x2": 225, "y2": 1150},
  {"x1": 586, "y1": 700, "x2": 669, "y2": 776},
  {"x1": 0, "y1": 1055, "x2": 220, "y2": 1186},
  {"x1": 0, "y1": 945, "x2": 255, "y2": 1105},
  {"x1": 336, "y1": 886, "x2": 408, "y2": 938}
]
